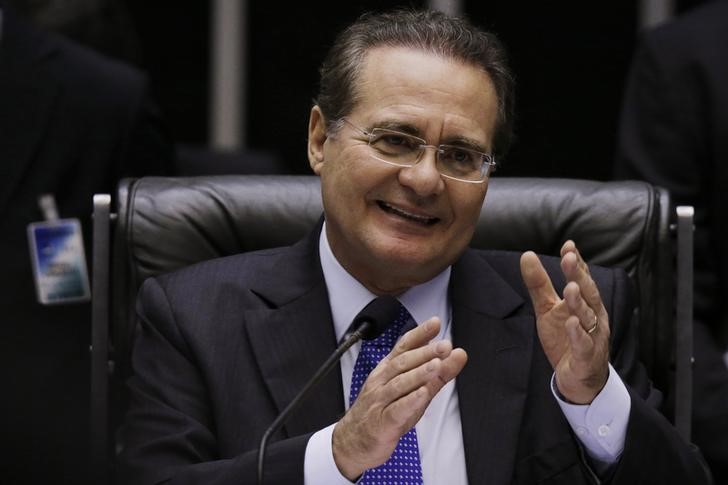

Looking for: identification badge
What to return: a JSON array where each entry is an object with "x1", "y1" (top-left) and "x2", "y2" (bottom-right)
[{"x1": 27, "y1": 219, "x2": 91, "y2": 305}]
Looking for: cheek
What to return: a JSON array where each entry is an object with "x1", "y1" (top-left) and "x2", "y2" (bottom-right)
[
  {"x1": 450, "y1": 188, "x2": 486, "y2": 225},
  {"x1": 319, "y1": 160, "x2": 373, "y2": 219},
  {"x1": 444, "y1": 197, "x2": 485, "y2": 249}
]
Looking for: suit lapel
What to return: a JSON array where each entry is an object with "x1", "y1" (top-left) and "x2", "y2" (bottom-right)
[
  {"x1": 238, "y1": 235, "x2": 539, "y2": 480},
  {"x1": 244, "y1": 224, "x2": 345, "y2": 437},
  {"x1": 0, "y1": 9, "x2": 60, "y2": 215},
  {"x1": 452, "y1": 250, "x2": 536, "y2": 485}
]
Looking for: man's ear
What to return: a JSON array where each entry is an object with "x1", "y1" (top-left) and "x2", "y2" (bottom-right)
[{"x1": 308, "y1": 105, "x2": 327, "y2": 175}]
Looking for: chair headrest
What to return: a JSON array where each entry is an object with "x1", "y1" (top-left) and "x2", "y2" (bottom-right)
[
  {"x1": 112, "y1": 174, "x2": 671, "y2": 387},
  {"x1": 119, "y1": 175, "x2": 665, "y2": 286}
]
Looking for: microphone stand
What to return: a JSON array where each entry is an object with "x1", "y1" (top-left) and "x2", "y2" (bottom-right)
[{"x1": 256, "y1": 321, "x2": 373, "y2": 485}]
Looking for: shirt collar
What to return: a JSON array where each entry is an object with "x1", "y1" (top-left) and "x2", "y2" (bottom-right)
[{"x1": 319, "y1": 221, "x2": 451, "y2": 343}]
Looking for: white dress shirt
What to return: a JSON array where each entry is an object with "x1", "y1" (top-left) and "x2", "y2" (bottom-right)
[{"x1": 304, "y1": 223, "x2": 631, "y2": 483}]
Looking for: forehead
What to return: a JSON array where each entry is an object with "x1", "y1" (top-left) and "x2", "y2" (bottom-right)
[{"x1": 351, "y1": 46, "x2": 498, "y2": 146}]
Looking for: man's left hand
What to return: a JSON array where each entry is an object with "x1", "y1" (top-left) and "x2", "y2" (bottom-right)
[{"x1": 519, "y1": 240, "x2": 610, "y2": 404}]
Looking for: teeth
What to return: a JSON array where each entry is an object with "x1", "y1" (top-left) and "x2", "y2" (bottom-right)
[{"x1": 380, "y1": 201, "x2": 436, "y2": 223}]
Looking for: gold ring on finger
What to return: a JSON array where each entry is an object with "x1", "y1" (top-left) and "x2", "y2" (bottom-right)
[{"x1": 587, "y1": 314, "x2": 598, "y2": 335}]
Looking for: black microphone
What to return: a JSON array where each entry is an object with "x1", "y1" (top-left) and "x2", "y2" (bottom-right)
[{"x1": 257, "y1": 295, "x2": 401, "y2": 485}]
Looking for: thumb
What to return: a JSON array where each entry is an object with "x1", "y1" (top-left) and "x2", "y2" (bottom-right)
[{"x1": 520, "y1": 251, "x2": 559, "y2": 317}]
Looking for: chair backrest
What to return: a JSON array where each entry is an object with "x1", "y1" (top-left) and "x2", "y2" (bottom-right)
[
  {"x1": 89, "y1": 175, "x2": 685, "y2": 484},
  {"x1": 109, "y1": 175, "x2": 673, "y2": 389}
]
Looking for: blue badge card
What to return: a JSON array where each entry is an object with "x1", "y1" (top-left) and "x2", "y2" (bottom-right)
[{"x1": 27, "y1": 219, "x2": 91, "y2": 305}]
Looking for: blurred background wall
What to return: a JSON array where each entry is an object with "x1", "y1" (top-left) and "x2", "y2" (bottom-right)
[
  {"x1": 118, "y1": 0, "x2": 710, "y2": 179},
  {"x1": 11, "y1": 0, "x2": 710, "y2": 178},
  {"x1": 9, "y1": 0, "x2": 713, "y2": 179}
]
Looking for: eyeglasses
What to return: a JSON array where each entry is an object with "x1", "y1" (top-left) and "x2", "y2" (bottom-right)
[{"x1": 339, "y1": 118, "x2": 496, "y2": 183}]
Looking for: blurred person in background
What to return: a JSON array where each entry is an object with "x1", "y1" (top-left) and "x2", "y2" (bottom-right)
[
  {"x1": 614, "y1": 1, "x2": 728, "y2": 481},
  {"x1": 0, "y1": 0, "x2": 174, "y2": 483}
]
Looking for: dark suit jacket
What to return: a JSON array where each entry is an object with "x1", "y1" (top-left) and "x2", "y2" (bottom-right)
[
  {"x1": 0, "y1": 5, "x2": 172, "y2": 483},
  {"x1": 119, "y1": 227, "x2": 710, "y2": 484},
  {"x1": 615, "y1": 0, "x2": 728, "y2": 335},
  {"x1": 614, "y1": 2, "x2": 728, "y2": 479}
]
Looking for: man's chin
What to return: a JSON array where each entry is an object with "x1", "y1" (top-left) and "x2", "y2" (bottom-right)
[{"x1": 370, "y1": 247, "x2": 449, "y2": 283}]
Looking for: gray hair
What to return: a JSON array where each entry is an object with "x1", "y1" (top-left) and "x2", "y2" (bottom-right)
[{"x1": 315, "y1": 8, "x2": 515, "y2": 160}]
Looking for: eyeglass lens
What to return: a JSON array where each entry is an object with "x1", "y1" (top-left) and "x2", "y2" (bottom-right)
[{"x1": 368, "y1": 128, "x2": 490, "y2": 181}]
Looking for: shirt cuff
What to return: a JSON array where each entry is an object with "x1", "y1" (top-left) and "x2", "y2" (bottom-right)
[
  {"x1": 304, "y1": 423, "x2": 356, "y2": 485},
  {"x1": 551, "y1": 363, "x2": 631, "y2": 464}
]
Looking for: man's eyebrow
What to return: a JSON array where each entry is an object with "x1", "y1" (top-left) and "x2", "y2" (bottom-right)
[
  {"x1": 368, "y1": 120, "x2": 490, "y2": 152},
  {"x1": 369, "y1": 120, "x2": 422, "y2": 136},
  {"x1": 443, "y1": 136, "x2": 490, "y2": 154}
]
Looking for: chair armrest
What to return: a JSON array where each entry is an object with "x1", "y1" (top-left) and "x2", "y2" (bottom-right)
[
  {"x1": 674, "y1": 205, "x2": 694, "y2": 442},
  {"x1": 91, "y1": 194, "x2": 112, "y2": 484}
]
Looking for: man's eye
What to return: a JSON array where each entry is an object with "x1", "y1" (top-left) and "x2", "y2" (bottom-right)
[
  {"x1": 442, "y1": 147, "x2": 476, "y2": 165},
  {"x1": 381, "y1": 135, "x2": 413, "y2": 147},
  {"x1": 452, "y1": 149, "x2": 472, "y2": 162},
  {"x1": 372, "y1": 133, "x2": 418, "y2": 153}
]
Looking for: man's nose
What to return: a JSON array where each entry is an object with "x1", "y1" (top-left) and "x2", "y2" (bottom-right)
[{"x1": 398, "y1": 146, "x2": 444, "y2": 196}]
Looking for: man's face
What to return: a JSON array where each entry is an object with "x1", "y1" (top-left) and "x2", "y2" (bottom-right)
[{"x1": 308, "y1": 46, "x2": 499, "y2": 294}]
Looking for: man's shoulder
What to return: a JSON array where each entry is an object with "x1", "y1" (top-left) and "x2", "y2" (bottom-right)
[{"x1": 153, "y1": 246, "x2": 294, "y2": 289}]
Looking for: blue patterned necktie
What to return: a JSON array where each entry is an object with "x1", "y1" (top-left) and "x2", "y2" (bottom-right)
[{"x1": 349, "y1": 303, "x2": 424, "y2": 484}]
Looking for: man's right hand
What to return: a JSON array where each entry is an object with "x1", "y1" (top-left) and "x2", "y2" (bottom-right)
[{"x1": 331, "y1": 317, "x2": 468, "y2": 480}]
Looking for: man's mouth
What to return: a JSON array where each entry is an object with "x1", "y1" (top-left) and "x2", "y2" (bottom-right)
[{"x1": 377, "y1": 201, "x2": 439, "y2": 226}]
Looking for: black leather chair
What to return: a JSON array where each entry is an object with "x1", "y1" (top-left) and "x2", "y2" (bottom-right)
[{"x1": 90, "y1": 175, "x2": 693, "y2": 483}]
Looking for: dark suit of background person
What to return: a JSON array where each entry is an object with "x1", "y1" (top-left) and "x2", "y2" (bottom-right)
[
  {"x1": 613, "y1": 1, "x2": 728, "y2": 481},
  {"x1": 0, "y1": 3, "x2": 174, "y2": 484}
]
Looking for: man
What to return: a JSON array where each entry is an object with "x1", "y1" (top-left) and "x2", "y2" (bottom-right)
[
  {"x1": 120, "y1": 9, "x2": 709, "y2": 484},
  {"x1": 0, "y1": 2, "x2": 173, "y2": 483}
]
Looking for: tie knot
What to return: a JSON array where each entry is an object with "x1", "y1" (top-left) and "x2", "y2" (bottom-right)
[
  {"x1": 350, "y1": 302, "x2": 415, "y2": 406},
  {"x1": 364, "y1": 303, "x2": 412, "y2": 352}
]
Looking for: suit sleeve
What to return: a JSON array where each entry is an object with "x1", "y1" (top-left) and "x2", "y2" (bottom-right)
[
  {"x1": 602, "y1": 268, "x2": 712, "y2": 483},
  {"x1": 117, "y1": 277, "x2": 310, "y2": 485}
]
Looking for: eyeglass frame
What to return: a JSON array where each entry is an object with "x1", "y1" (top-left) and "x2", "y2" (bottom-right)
[{"x1": 335, "y1": 118, "x2": 497, "y2": 184}]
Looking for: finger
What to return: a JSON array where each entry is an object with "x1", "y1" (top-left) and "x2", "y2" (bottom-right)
[
  {"x1": 563, "y1": 282, "x2": 599, "y2": 335},
  {"x1": 390, "y1": 317, "x2": 441, "y2": 358},
  {"x1": 437, "y1": 348, "x2": 468, "y2": 382},
  {"x1": 565, "y1": 315, "x2": 595, "y2": 361},
  {"x1": 560, "y1": 242, "x2": 592, "y2": 278},
  {"x1": 414, "y1": 347, "x2": 468, "y2": 397},
  {"x1": 384, "y1": 385, "x2": 431, "y2": 430},
  {"x1": 560, "y1": 239, "x2": 575, "y2": 257},
  {"x1": 380, "y1": 346, "x2": 467, "y2": 409},
  {"x1": 376, "y1": 356, "x2": 441, "y2": 403},
  {"x1": 520, "y1": 251, "x2": 560, "y2": 317},
  {"x1": 560, "y1": 247, "x2": 605, "y2": 316},
  {"x1": 382, "y1": 348, "x2": 468, "y2": 430},
  {"x1": 375, "y1": 341, "x2": 454, "y2": 397},
  {"x1": 389, "y1": 338, "x2": 453, "y2": 374},
  {"x1": 560, "y1": 240, "x2": 591, "y2": 273},
  {"x1": 371, "y1": 331, "x2": 452, "y2": 385}
]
